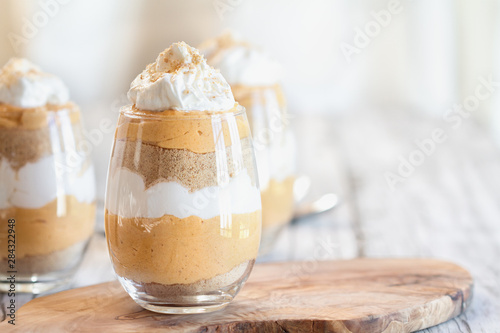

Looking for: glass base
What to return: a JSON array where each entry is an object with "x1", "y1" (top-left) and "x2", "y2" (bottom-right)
[
  {"x1": 0, "y1": 275, "x2": 72, "y2": 294},
  {"x1": 135, "y1": 296, "x2": 232, "y2": 314},
  {"x1": 0, "y1": 240, "x2": 89, "y2": 294},
  {"x1": 117, "y1": 260, "x2": 255, "y2": 314}
]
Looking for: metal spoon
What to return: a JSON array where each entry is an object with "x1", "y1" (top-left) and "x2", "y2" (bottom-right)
[
  {"x1": 293, "y1": 193, "x2": 339, "y2": 221},
  {"x1": 292, "y1": 175, "x2": 339, "y2": 221}
]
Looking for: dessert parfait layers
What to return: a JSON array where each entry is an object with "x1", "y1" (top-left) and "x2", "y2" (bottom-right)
[
  {"x1": 105, "y1": 42, "x2": 261, "y2": 313},
  {"x1": 0, "y1": 59, "x2": 96, "y2": 293},
  {"x1": 200, "y1": 33, "x2": 296, "y2": 254}
]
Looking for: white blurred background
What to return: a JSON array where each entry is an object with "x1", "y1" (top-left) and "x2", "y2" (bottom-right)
[{"x1": 0, "y1": 0, "x2": 499, "y2": 200}]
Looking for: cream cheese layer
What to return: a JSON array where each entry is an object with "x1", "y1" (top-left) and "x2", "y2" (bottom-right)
[
  {"x1": 106, "y1": 167, "x2": 261, "y2": 219},
  {"x1": 0, "y1": 154, "x2": 95, "y2": 209}
]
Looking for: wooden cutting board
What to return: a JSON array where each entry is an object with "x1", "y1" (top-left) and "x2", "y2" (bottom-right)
[{"x1": 2, "y1": 259, "x2": 472, "y2": 332}]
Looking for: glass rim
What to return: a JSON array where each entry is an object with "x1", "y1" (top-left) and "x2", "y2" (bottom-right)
[{"x1": 119, "y1": 104, "x2": 246, "y2": 120}]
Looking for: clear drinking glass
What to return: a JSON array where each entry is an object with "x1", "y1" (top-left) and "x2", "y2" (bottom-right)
[
  {"x1": 105, "y1": 105, "x2": 261, "y2": 314},
  {"x1": 0, "y1": 103, "x2": 96, "y2": 293},
  {"x1": 232, "y1": 84, "x2": 296, "y2": 255}
]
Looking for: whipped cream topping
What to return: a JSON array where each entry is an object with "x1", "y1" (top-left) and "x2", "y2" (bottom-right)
[
  {"x1": 128, "y1": 42, "x2": 235, "y2": 112},
  {"x1": 199, "y1": 32, "x2": 282, "y2": 86},
  {"x1": 0, "y1": 58, "x2": 69, "y2": 108}
]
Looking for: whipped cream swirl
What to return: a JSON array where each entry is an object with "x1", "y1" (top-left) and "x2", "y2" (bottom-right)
[
  {"x1": 199, "y1": 32, "x2": 282, "y2": 86},
  {"x1": 0, "y1": 58, "x2": 69, "y2": 108},
  {"x1": 128, "y1": 42, "x2": 235, "y2": 112}
]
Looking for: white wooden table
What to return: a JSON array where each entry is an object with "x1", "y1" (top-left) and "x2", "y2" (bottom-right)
[{"x1": 2, "y1": 111, "x2": 500, "y2": 332}]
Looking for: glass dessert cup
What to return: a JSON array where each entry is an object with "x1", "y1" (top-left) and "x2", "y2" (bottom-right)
[
  {"x1": 0, "y1": 103, "x2": 96, "y2": 294},
  {"x1": 105, "y1": 105, "x2": 262, "y2": 314},
  {"x1": 232, "y1": 84, "x2": 296, "y2": 255}
]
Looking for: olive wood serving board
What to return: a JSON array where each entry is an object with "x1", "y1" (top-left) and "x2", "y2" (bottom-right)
[{"x1": 3, "y1": 259, "x2": 472, "y2": 332}]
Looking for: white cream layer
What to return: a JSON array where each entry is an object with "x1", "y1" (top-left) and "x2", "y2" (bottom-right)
[
  {"x1": 106, "y1": 167, "x2": 261, "y2": 219},
  {"x1": 254, "y1": 127, "x2": 296, "y2": 191},
  {"x1": 0, "y1": 154, "x2": 95, "y2": 210}
]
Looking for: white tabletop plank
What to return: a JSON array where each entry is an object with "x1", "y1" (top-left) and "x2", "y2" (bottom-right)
[{"x1": 331, "y1": 110, "x2": 500, "y2": 332}]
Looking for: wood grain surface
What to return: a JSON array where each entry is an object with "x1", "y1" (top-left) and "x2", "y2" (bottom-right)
[{"x1": 1, "y1": 259, "x2": 472, "y2": 333}]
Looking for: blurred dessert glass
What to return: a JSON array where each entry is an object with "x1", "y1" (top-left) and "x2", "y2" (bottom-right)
[
  {"x1": 0, "y1": 59, "x2": 96, "y2": 293},
  {"x1": 105, "y1": 42, "x2": 261, "y2": 314},
  {"x1": 200, "y1": 33, "x2": 296, "y2": 254}
]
